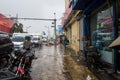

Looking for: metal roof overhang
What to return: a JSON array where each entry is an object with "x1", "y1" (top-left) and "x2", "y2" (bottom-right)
[
  {"x1": 73, "y1": 0, "x2": 107, "y2": 14},
  {"x1": 73, "y1": 0, "x2": 89, "y2": 10},
  {"x1": 83, "y1": 0, "x2": 107, "y2": 14},
  {"x1": 63, "y1": 11, "x2": 80, "y2": 30}
]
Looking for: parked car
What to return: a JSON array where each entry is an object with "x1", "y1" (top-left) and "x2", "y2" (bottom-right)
[
  {"x1": 0, "y1": 33, "x2": 14, "y2": 66},
  {"x1": 12, "y1": 35, "x2": 25, "y2": 50}
]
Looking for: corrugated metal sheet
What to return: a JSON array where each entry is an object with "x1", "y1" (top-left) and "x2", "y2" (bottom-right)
[{"x1": 72, "y1": 0, "x2": 88, "y2": 10}]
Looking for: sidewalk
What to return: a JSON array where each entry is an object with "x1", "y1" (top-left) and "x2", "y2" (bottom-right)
[
  {"x1": 64, "y1": 47, "x2": 117, "y2": 80},
  {"x1": 63, "y1": 47, "x2": 98, "y2": 80}
]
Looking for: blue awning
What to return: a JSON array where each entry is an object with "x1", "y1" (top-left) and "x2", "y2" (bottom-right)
[
  {"x1": 73, "y1": 0, "x2": 106, "y2": 13},
  {"x1": 83, "y1": 0, "x2": 106, "y2": 14},
  {"x1": 72, "y1": 0, "x2": 89, "y2": 10}
]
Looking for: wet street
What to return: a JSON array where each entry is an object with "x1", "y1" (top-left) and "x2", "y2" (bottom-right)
[
  {"x1": 30, "y1": 45, "x2": 66, "y2": 80},
  {"x1": 30, "y1": 44, "x2": 97, "y2": 80}
]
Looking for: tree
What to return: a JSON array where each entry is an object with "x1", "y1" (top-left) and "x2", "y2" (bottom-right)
[
  {"x1": 11, "y1": 23, "x2": 24, "y2": 33},
  {"x1": 18, "y1": 23, "x2": 23, "y2": 33}
]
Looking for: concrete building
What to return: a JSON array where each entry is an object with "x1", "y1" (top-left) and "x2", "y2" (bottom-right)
[
  {"x1": 72, "y1": 0, "x2": 120, "y2": 72},
  {"x1": 62, "y1": 0, "x2": 82, "y2": 55}
]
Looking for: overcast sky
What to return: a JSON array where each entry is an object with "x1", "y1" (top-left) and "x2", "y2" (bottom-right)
[{"x1": 0, "y1": 0, "x2": 65, "y2": 37}]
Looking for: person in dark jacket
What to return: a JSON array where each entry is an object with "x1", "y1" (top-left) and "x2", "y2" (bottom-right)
[
  {"x1": 63, "y1": 36, "x2": 69, "y2": 48},
  {"x1": 23, "y1": 36, "x2": 31, "y2": 50}
]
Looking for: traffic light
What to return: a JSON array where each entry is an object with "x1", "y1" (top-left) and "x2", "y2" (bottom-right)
[{"x1": 51, "y1": 22, "x2": 55, "y2": 27}]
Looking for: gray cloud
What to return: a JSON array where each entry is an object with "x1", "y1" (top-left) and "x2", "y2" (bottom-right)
[{"x1": 0, "y1": 0, "x2": 65, "y2": 36}]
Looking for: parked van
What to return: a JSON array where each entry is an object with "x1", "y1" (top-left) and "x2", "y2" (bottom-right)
[
  {"x1": 12, "y1": 33, "x2": 32, "y2": 50},
  {"x1": 31, "y1": 35, "x2": 42, "y2": 47},
  {"x1": 12, "y1": 35, "x2": 25, "y2": 50}
]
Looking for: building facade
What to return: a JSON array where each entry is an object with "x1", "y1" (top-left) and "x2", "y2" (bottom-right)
[
  {"x1": 72, "y1": 0, "x2": 120, "y2": 71},
  {"x1": 62, "y1": 0, "x2": 81, "y2": 54}
]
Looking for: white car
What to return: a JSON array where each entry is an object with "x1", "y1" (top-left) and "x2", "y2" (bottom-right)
[
  {"x1": 31, "y1": 36, "x2": 42, "y2": 47},
  {"x1": 12, "y1": 36, "x2": 25, "y2": 50}
]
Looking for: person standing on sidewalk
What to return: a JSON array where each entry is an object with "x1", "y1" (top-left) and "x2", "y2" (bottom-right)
[{"x1": 63, "y1": 36, "x2": 69, "y2": 49}]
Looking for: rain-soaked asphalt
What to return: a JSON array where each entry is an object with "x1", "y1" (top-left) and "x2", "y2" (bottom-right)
[
  {"x1": 29, "y1": 44, "x2": 98, "y2": 80},
  {"x1": 30, "y1": 44, "x2": 66, "y2": 80},
  {"x1": 0, "y1": 44, "x2": 114, "y2": 80}
]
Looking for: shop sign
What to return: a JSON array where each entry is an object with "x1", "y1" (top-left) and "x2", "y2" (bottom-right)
[{"x1": 98, "y1": 16, "x2": 113, "y2": 28}]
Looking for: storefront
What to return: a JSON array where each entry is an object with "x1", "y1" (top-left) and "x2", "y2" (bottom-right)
[
  {"x1": 89, "y1": 0, "x2": 120, "y2": 71},
  {"x1": 84, "y1": 1, "x2": 120, "y2": 72},
  {"x1": 73, "y1": 0, "x2": 120, "y2": 70},
  {"x1": 90, "y1": 5, "x2": 114, "y2": 64}
]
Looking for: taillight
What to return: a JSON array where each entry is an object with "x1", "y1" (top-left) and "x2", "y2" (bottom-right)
[{"x1": 16, "y1": 67, "x2": 25, "y2": 74}]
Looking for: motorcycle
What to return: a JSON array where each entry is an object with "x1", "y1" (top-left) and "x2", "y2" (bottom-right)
[
  {"x1": 0, "y1": 69, "x2": 19, "y2": 80},
  {"x1": 8, "y1": 47, "x2": 35, "y2": 79},
  {"x1": 8, "y1": 48, "x2": 24, "y2": 71},
  {"x1": 86, "y1": 46, "x2": 103, "y2": 71}
]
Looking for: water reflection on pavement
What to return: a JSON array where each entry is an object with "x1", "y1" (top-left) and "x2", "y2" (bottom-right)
[
  {"x1": 30, "y1": 45, "x2": 66, "y2": 80},
  {"x1": 30, "y1": 44, "x2": 97, "y2": 80}
]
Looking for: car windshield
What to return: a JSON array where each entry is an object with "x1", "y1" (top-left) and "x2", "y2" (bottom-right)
[
  {"x1": 33, "y1": 38, "x2": 39, "y2": 40},
  {"x1": 12, "y1": 36, "x2": 25, "y2": 42}
]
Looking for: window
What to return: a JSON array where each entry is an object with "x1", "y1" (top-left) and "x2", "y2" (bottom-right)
[
  {"x1": 12, "y1": 36, "x2": 25, "y2": 42},
  {"x1": 91, "y1": 6, "x2": 113, "y2": 51},
  {"x1": 91, "y1": 6, "x2": 114, "y2": 64}
]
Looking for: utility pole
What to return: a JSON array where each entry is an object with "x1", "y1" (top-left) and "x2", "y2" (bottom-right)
[
  {"x1": 15, "y1": 14, "x2": 18, "y2": 23},
  {"x1": 54, "y1": 13, "x2": 57, "y2": 45}
]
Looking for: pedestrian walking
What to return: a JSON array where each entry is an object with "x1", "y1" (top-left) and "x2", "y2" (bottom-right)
[{"x1": 60, "y1": 36, "x2": 63, "y2": 44}]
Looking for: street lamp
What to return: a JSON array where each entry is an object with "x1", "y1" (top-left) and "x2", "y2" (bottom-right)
[{"x1": 51, "y1": 13, "x2": 57, "y2": 45}]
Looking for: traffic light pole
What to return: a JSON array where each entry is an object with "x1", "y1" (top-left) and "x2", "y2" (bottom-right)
[
  {"x1": 2, "y1": 13, "x2": 57, "y2": 45},
  {"x1": 54, "y1": 13, "x2": 57, "y2": 45}
]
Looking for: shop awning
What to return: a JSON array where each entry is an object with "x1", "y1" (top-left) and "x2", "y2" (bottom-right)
[
  {"x1": 109, "y1": 36, "x2": 120, "y2": 49},
  {"x1": 0, "y1": 14, "x2": 14, "y2": 29},
  {"x1": 0, "y1": 13, "x2": 15, "y2": 33},
  {"x1": 83, "y1": 0, "x2": 106, "y2": 14},
  {"x1": 73, "y1": 0, "x2": 89, "y2": 10}
]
